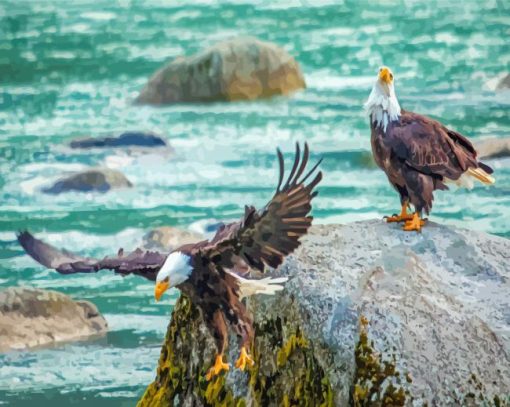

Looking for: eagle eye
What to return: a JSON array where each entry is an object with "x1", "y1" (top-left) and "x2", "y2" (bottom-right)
[{"x1": 390, "y1": 73, "x2": 394, "y2": 80}]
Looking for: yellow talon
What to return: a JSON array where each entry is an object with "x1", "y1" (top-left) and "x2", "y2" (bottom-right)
[
  {"x1": 205, "y1": 354, "x2": 230, "y2": 381},
  {"x1": 402, "y1": 212, "x2": 426, "y2": 232},
  {"x1": 385, "y1": 203, "x2": 413, "y2": 223},
  {"x1": 234, "y1": 346, "x2": 255, "y2": 371}
]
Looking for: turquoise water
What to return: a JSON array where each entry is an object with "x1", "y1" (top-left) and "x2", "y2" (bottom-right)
[{"x1": 0, "y1": 0, "x2": 509, "y2": 404}]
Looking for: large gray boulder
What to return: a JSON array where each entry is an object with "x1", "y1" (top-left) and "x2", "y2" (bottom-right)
[
  {"x1": 476, "y1": 137, "x2": 510, "y2": 160},
  {"x1": 0, "y1": 287, "x2": 107, "y2": 352},
  {"x1": 43, "y1": 168, "x2": 133, "y2": 194},
  {"x1": 143, "y1": 226, "x2": 204, "y2": 251},
  {"x1": 138, "y1": 221, "x2": 509, "y2": 406},
  {"x1": 136, "y1": 37, "x2": 306, "y2": 105}
]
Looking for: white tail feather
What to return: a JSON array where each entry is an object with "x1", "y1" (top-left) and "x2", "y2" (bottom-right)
[
  {"x1": 445, "y1": 167, "x2": 495, "y2": 190},
  {"x1": 466, "y1": 167, "x2": 495, "y2": 185},
  {"x1": 227, "y1": 271, "x2": 288, "y2": 299}
]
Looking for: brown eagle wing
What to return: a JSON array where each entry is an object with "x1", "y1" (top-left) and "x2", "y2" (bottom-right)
[
  {"x1": 17, "y1": 231, "x2": 165, "y2": 281},
  {"x1": 389, "y1": 110, "x2": 479, "y2": 179},
  {"x1": 192, "y1": 142, "x2": 322, "y2": 273}
]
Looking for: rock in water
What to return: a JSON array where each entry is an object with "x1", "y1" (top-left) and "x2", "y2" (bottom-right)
[
  {"x1": 136, "y1": 37, "x2": 306, "y2": 105},
  {"x1": 143, "y1": 226, "x2": 204, "y2": 251},
  {"x1": 70, "y1": 132, "x2": 167, "y2": 149},
  {"x1": 138, "y1": 221, "x2": 510, "y2": 406},
  {"x1": 0, "y1": 287, "x2": 107, "y2": 352},
  {"x1": 496, "y1": 73, "x2": 510, "y2": 90},
  {"x1": 475, "y1": 137, "x2": 510, "y2": 160},
  {"x1": 43, "y1": 168, "x2": 133, "y2": 194}
]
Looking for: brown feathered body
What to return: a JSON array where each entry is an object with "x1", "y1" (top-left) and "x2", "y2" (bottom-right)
[
  {"x1": 18, "y1": 143, "x2": 322, "y2": 359},
  {"x1": 371, "y1": 109, "x2": 494, "y2": 214}
]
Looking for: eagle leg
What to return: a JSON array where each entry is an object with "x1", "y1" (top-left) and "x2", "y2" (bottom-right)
[
  {"x1": 205, "y1": 354, "x2": 230, "y2": 381},
  {"x1": 205, "y1": 310, "x2": 230, "y2": 381},
  {"x1": 234, "y1": 346, "x2": 255, "y2": 371},
  {"x1": 385, "y1": 203, "x2": 413, "y2": 223},
  {"x1": 402, "y1": 212, "x2": 426, "y2": 232}
]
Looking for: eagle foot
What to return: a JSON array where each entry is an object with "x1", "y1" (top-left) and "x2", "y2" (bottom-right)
[
  {"x1": 205, "y1": 354, "x2": 230, "y2": 381},
  {"x1": 385, "y1": 204, "x2": 413, "y2": 223},
  {"x1": 402, "y1": 213, "x2": 426, "y2": 232},
  {"x1": 234, "y1": 346, "x2": 255, "y2": 371},
  {"x1": 385, "y1": 213, "x2": 414, "y2": 223}
]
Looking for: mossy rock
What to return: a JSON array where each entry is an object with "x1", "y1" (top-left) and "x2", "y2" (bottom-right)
[
  {"x1": 137, "y1": 295, "x2": 333, "y2": 406},
  {"x1": 139, "y1": 222, "x2": 510, "y2": 405}
]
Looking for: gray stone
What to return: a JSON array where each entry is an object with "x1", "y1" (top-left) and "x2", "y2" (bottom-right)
[
  {"x1": 496, "y1": 73, "x2": 510, "y2": 90},
  {"x1": 136, "y1": 37, "x2": 306, "y2": 105},
  {"x1": 143, "y1": 226, "x2": 204, "y2": 251},
  {"x1": 475, "y1": 137, "x2": 510, "y2": 159},
  {"x1": 0, "y1": 287, "x2": 107, "y2": 352},
  {"x1": 43, "y1": 168, "x2": 133, "y2": 194},
  {"x1": 139, "y1": 220, "x2": 510, "y2": 406},
  {"x1": 70, "y1": 132, "x2": 167, "y2": 149}
]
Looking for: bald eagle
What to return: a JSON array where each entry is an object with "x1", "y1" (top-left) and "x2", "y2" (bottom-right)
[
  {"x1": 17, "y1": 143, "x2": 322, "y2": 380},
  {"x1": 365, "y1": 66, "x2": 495, "y2": 232}
]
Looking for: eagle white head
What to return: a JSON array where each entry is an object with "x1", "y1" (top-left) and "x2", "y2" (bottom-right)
[
  {"x1": 154, "y1": 251, "x2": 193, "y2": 301},
  {"x1": 365, "y1": 66, "x2": 401, "y2": 131}
]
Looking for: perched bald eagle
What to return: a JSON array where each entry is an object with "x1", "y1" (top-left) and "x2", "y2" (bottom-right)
[
  {"x1": 365, "y1": 66, "x2": 495, "y2": 232},
  {"x1": 17, "y1": 143, "x2": 322, "y2": 380}
]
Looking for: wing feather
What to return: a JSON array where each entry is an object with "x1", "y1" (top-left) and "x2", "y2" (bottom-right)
[
  {"x1": 195, "y1": 142, "x2": 322, "y2": 274},
  {"x1": 17, "y1": 231, "x2": 165, "y2": 281},
  {"x1": 389, "y1": 110, "x2": 488, "y2": 180}
]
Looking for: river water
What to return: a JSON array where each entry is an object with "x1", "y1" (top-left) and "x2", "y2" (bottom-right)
[{"x1": 0, "y1": 0, "x2": 509, "y2": 405}]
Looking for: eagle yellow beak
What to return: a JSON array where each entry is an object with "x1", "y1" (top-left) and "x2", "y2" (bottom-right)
[
  {"x1": 154, "y1": 280, "x2": 169, "y2": 301},
  {"x1": 379, "y1": 67, "x2": 393, "y2": 84}
]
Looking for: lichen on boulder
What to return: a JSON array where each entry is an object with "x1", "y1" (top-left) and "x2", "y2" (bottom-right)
[
  {"x1": 135, "y1": 36, "x2": 306, "y2": 105},
  {"x1": 138, "y1": 221, "x2": 510, "y2": 405}
]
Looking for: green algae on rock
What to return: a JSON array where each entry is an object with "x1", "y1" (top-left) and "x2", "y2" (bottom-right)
[{"x1": 137, "y1": 295, "x2": 333, "y2": 406}]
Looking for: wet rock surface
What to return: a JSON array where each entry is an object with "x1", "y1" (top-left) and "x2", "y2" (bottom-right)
[
  {"x1": 70, "y1": 132, "x2": 167, "y2": 149},
  {"x1": 0, "y1": 287, "x2": 107, "y2": 352},
  {"x1": 143, "y1": 226, "x2": 204, "y2": 251},
  {"x1": 136, "y1": 37, "x2": 306, "y2": 105},
  {"x1": 43, "y1": 168, "x2": 133, "y2": 194},
  {"x1": 476, "y1": 137, "x2": 510, "y2": 160}
]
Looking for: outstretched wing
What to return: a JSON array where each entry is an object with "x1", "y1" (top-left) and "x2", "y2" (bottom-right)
[
  {"x1": 195, "y1": 142, "x2": 322, "y2": 273},
  {"x1": 17, "y1": 231, "x2": 165, "y2": 281},
  {"x1": 389, "y1": 110, "x2": 482, "y2": 179}
]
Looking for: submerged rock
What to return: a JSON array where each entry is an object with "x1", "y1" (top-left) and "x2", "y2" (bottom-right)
[
  {"x1": 0, "y1": 287, "x2": 107, "y2": 352},
  {"x1": 495, "y1": 73, "x2": 510, "y2": 90},
  {"x1": 70, "y1": 132, "x2": 167, "y2": 149},
  {"x1": 188, "y1": 218, "x2": 229, "y2": 238},
  {"x1": 136, "y1": 37, "x2": 306, "y2": 105},
  {"x1": 138, "y1": 220, "x2": 510, "y2": 406},
  {"x1": 43, "y1": 168, "x2": 133, "y2": 194},
  {"x1": 475, "y1": 137, "x2": 510, "y2": 159},
  {"x1": 143, "y1": 226, "x2": 204, "y2": 251}
]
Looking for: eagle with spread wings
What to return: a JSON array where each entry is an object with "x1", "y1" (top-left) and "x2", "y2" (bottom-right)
[
  {"x1": 18, "y1": 143, "x2": 322, "y2": 380},
  {"x1": 365, "y1": 66, "x2": 495, "y2": 232}
]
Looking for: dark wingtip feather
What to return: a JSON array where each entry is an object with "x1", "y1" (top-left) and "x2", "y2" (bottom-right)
[
  {"x1": 301, "y1": 156, "x2": 323, "y2": 186},
  {"x1": 17, "y1": 230, "x2": 33, "y2": 249},
  {"x1": 276, "y1": 148, "x2": 285, "y2": 193},
  {"x1": 290, "y1": 142, "x2": 309, "y2": 187},
  {"x1": 478, "y1": 162, "x2": 494, "y2": 174},
  {"x1": 282, "y1": 143, "x2": 301, "y2": 191}
]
